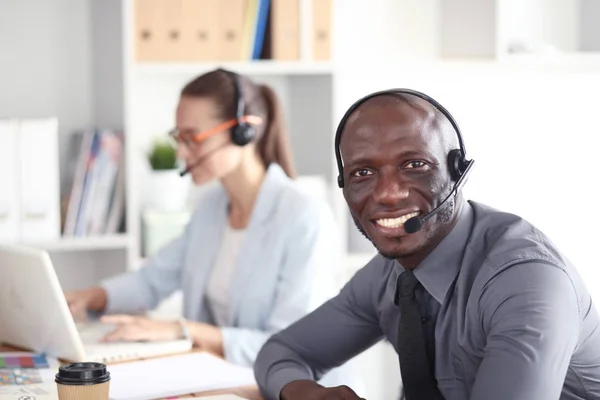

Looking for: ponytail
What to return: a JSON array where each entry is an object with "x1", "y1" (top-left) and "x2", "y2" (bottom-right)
[{"x1": 257, "y1": 85, "x2": 297, "y2": 179}]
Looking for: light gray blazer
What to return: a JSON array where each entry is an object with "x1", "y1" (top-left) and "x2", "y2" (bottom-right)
[{"x1": 100, "y1": 163, "x2": 344, "y2": 368}]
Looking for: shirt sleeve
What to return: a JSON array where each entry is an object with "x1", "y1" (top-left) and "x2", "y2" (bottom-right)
[
  {"x1": 100, "y1": 233, "x2": 187, "y2": 314},
  {"x1": 471, "y1": 261, "x2": 581, "y2": 400},
  {"x1": 253, "y1": 258, "x2": 385, "y2": 400}
]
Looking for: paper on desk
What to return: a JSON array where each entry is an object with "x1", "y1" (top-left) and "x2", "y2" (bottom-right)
[
  {"x1": 107, "y1": 352, "x2": 256, "y2": 400},
  {"x1": 0, "y1": 357, "x2": 59, "y2": 399},
  {"x1": 0, "y1": 382, "x2": 58, "y2": 399}
]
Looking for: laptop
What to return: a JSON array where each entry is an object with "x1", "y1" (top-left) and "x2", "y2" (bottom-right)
[{"x1": 0, "y1": 244, "x2": 193, "y2": 363}]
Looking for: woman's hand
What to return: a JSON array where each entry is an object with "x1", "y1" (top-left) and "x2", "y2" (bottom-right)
[
  {"x1": 98, "y1": 315, "x2": 224, "y2": 357},
  {"x1": 100, "y1": 315, "x2": 182, "y2": 342},
  {"x1": 64, "y1": 287, "x2": 107, "y2": 321},
  {"x1": 187, "y1": 320, "x2": 224, "y2": 357}
]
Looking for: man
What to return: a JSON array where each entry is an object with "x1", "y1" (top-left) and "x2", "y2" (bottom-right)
[{"x1": 253, "y1": 89, "x2": 600, "y2": 400}]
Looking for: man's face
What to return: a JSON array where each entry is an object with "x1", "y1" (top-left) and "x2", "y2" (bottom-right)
[{"x1": 340, "y1": 96, "x2": 456, "y2": 263}]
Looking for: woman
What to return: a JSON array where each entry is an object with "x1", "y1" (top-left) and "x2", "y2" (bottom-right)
[{"x1": 65, "y1": 68, "x2": 343, "y2": 368}]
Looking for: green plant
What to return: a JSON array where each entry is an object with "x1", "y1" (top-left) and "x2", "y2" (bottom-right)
[{"x1": 148, "y1": 140, "x2": 178, "y2": 170}]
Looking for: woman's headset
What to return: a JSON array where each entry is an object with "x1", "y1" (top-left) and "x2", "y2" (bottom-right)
[{"x1": 219, "y1": 68, "x2": 261, "y2": 146}]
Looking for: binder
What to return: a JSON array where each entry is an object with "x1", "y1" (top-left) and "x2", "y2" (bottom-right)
[
  {"x1": 218, "y1": 0, "x2": 247, "y2": 60},
  {"x1": 134, "y1": 0, "x2": 168, "y2": 61},
  {"x1": 18, "y1": 118, "x2": 61, "y2": 241},
  {"x1": 63, "y1": 129, "x2": 95, "y2": 236},
  {"x1": 180, "y1": 0, "x2": 220, "y2": 61},
  {"x1": 160, "y1": 0, "x2": 186, "y2": 61},
  {"x1": 252, "y1": 0, "x2": 271, "y2": 59},
  {"x1": 242, "y1": 0, "x2": 259, "y2": 60},
  {"x1": 0, "y1": 120, "x2": 20, "y2": 243},
  {"x1": 312, "y1": 0, "x2": 332, "y2": 60},
  {"x1": 271, "y1": 0, "x2": 300, "y2": 60}
]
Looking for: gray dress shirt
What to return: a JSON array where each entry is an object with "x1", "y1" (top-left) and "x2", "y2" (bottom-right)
[{"x1": 254, "y1": 200, "x2": 600, "y2": 400}]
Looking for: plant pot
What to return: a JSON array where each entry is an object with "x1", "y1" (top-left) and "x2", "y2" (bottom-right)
[{"x1": 147, "y1": 169, "x2": 190, "y2": 212}]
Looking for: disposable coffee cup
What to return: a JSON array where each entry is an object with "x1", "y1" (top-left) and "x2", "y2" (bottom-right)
[{"x1": 55, "y1": 362, "x2": 110, "y2": 400}]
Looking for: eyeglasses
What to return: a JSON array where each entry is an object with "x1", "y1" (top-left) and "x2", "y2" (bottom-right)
[{"x1": 169, "y1": 116, "x2": 263, "y2": 148}]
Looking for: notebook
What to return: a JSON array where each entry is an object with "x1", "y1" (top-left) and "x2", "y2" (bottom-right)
[{"x1": 107, "y1": 352, "x2": 256, "y2": 400}]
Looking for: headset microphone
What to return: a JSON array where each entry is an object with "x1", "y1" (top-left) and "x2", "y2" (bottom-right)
[
  {"x1": 179, "y1": 143, "x2": 228, "y2": 177},
  {"x1": 403, "y1": 159, "x2": 473, "y2": 233}
]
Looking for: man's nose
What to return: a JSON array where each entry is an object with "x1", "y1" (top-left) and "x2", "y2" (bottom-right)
[{"x1": 372, "y1": 172, "x2": 409, "y2": 206}]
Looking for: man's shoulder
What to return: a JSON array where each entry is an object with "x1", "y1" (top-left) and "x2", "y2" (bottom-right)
[
  {"x1": 465, "y1": 200, "x2": 582, "y2": 297},
  {"x1": 468, "y1": 200, "x2": 567, "y2": 268}
]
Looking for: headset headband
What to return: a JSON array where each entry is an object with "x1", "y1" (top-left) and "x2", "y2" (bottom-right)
[
  {"x1": 218, "y1": 68, "x2": 244, "y2": 122},
  {"x1": 334, "y1": 88, "x2": 469, "y2": 188}
]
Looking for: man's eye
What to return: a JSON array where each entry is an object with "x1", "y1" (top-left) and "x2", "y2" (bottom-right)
[
  {"x1": 352, "y1": 169, "x2": 372, "y2": 177},
  {"x1": 405, "y1": 161, "x2": 427, "y2": 169}
]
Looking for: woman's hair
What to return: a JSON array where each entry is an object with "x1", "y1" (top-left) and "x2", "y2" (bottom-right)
[{"x1": 180, "y1": 69, "x2": 296, "y2": 179}]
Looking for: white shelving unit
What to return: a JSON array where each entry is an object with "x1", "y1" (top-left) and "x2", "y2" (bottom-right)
[
  {"x1": 7, "y1": 0, "x2": 599, "y2": 282},
  {"x1": 440, "y1": 0, "x2": 600, "y2": 59},
  {"x1": 132, "y1": 60, "x2": 334, "y2": 76},
  {"x1": 23, "y1": 234, "x2": 130, "y2": 252}
]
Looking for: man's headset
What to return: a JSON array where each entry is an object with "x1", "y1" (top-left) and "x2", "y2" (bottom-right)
[
  {"x1": 334, "y1": 88, "x2": 475, "y2": 234},
  {"x1": 180, "y1": 68, "x2": 262, "y2": 176}
]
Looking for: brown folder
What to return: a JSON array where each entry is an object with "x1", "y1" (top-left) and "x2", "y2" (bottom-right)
[
  {"x1": 217, "y1": 0, "x2": 247, "y2": 60},
  {"x1": 312, "y1": 0, "x2": 332, "y2": 61},
  {"x1": 134, "y1": 0, "x2": 188, "y2": 61},
  {"x1": 180, "y1": 0, "x2": 220, "y2": 61},
  {"x1": 161, "y1": 0, "x2": 186, "y2": 61},
  {"x1": 134, "y1": 0, "x2": 167, "y2": 61},
  {"x1": 271, "y1": 0, "x2": 300, "y2": 60}
]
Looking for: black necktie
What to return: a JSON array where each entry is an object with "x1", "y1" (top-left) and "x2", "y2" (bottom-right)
[{"x1": 397, "y1": 270, "x2": 444, "y2": 400}]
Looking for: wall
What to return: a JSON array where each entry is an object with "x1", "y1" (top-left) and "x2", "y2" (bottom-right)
[
  {"x1": 580, "y1": 0, "x2": 600, "y2": 51},
  {"x1": 500, "y1": 0, "x2": 579, "y2": 53},
  {"x1": 0, "y1": 0, "x2": 93, "y2": 197},
  {"x1": 440, "y1": 0, "x2": 497, "y2": 58},
  {"x1": 90, "y1": 0, "x2": 124, "y2": 130},
  {"x1": 0, "y1": 0, "x2": 127, "y2": 290}
]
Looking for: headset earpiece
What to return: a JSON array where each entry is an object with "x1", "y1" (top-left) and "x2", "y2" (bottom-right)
[
  {"x1": 231, "y1": 122, "x2": 255, "y2": 146},
  {"x1": 219, "y1": 68, "x2": 256, "y2": 147},
  {"x1": 447, "y1": 148, "x2": 468, "y2": 181}
]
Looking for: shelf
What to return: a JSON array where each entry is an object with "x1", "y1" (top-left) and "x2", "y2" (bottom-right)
[
  {"x1": 23, "y1": 234, "x2": 131, "y2": 252},
  {"x1": 131, "y1": 60, "x2": 334, "y2": 76}
]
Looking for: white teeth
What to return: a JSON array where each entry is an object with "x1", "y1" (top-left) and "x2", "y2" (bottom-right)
[{"x1": 376, "y1": 212, "x2": 419, "y2": 228}]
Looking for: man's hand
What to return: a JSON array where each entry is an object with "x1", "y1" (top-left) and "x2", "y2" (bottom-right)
[
  {"x1": 99, "y1": 315, "x2": 182, "y2": 342},
  {"x1": 281, "y1": 380, "x2": 365, "y2": 400}
]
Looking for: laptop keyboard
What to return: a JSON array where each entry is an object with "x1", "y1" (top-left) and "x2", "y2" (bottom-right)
[
  {"x1": 74, "y1": 321, "x2": 193, "y2": 363},
  {"x1": 76, "y1": 321, "x2": 116, "y2": 344}
]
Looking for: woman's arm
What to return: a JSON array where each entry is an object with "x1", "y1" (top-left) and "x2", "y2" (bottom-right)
[{"x1": 100, "y1": 233, "x2": 188, "y2": 315}]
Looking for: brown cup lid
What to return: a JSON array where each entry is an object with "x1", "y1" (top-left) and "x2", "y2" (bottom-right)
[{"x1": 55, "y1": 362, "x2": 110, "y2": 386}]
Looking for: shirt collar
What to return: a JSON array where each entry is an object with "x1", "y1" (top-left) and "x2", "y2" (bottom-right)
[
  {"x1": 215, "y1": 162, "x2": 288, "y2": 226},
  {"x1": 396, "y1": 199, "x2": 474, "y2": 304}
]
